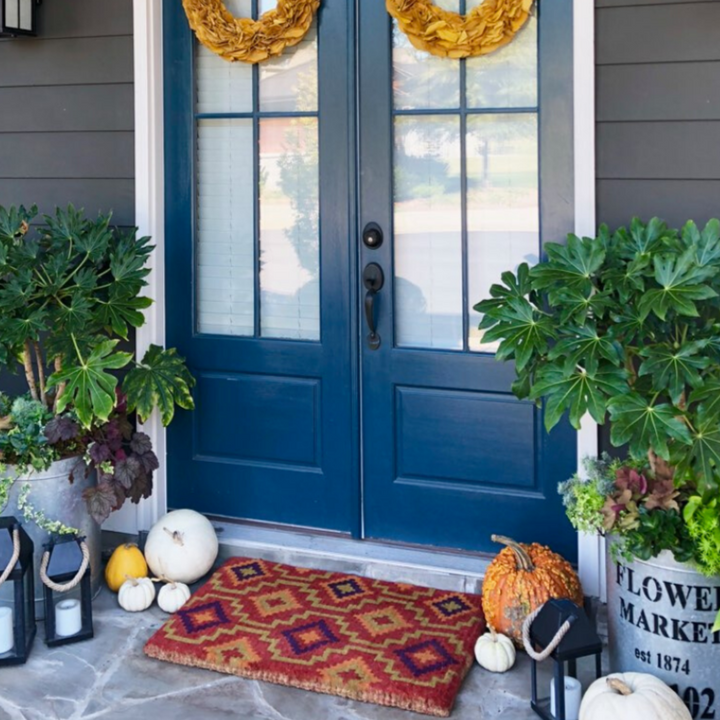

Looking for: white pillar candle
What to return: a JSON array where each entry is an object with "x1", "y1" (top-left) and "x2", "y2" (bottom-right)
[
  {"x1": 0, "y1": 606, "x2": 14, "y2": 654},
  {"x1": 550, "y1": 676, "x2": 582, "y2": 720},
  {"x1": 55, "y1": 598, "x2": 82, "y2": 638}
]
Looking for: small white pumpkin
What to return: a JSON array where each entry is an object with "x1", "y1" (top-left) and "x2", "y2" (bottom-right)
[
  {"x1": 157, "y1": 581, "x2": 191, "y2": 613},
  {"x1": 474, "y1": 629, "x2": 516, "y2": 673},
  {"x1": 118, "y1": 576, "x2": 156, "y2": 612},
  {"x1": 580, "y1": 673, "x2": 692, "y2": 720},
  {"x1": 144, "y1": 509, "x2": 219, "y2": 584}
]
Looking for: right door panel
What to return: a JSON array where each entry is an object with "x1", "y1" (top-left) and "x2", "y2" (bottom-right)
[{"x1": 359, "y1": 0, "x2": 578, "y2": 559}]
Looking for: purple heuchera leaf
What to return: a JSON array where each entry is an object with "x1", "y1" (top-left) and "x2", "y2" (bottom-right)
[
  {"x1": 82, "y1": 482, "x2": 119, "y2": 524},
  {"x1": 137, "y1": 449, "x2": 159, "y2": 474},
  {"x1": 128, "y1": 471, "x2": 152, "y2": 504},
  {"x1": 130, "y1": 432, "x2": 153, "y2": 455},
  {"x1": 114, "y1": 456, "x2": 142, "y2": 490},
  {"x1": 44, "y1": 416, "x2": 80, "y2": 444},
  {"x1": 89, "y1": 442, "x2": 112, "y2": 465}
]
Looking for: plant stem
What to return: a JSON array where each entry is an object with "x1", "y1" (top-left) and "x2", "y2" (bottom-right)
[
  {"x1": 22, "y1": 341, "x2": 38, "y2": 401},
  {"x1": 53, "y1": 356, "x2": 66, "y2": 413},
  {"x1": 32, "y1": 341, "x2": 47, "y2": 406},
  {"x1": 70, "y1": 333, "x2": 85, "y2": 366},
  {"x1": 491, "y1": 534, "x2": 535, "y2": 571}
]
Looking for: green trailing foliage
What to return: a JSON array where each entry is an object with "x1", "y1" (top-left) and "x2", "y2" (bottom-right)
[
  {"x1": 0, "y1": 205, "x2": 196, "y2": 524},
  {"x1": 476, "y1": 217, "x2": 720, "y2": 498}
]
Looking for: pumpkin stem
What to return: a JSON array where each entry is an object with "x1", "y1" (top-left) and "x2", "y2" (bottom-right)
[
  {"x1": 491, "y1": 534, "x2": 534, "y2": 572},
  {"x1": 606, "y1": 678, "x2": 633, "y2": 696},
  {"x1": 163, "y1": 527, "x2": 185, "y2": 546}
]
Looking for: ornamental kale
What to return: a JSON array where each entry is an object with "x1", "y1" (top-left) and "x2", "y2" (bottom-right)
[{"x1": 0, "y1": 395, "x2": 55, "y2": 470}]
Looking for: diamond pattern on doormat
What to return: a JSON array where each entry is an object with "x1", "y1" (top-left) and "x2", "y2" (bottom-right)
[{"x1": 144, "y1": 557, "x2": 484, "y2": 717}]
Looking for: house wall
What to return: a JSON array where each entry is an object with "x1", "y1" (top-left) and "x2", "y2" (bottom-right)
[
  {"x1": 595, "y1": 0, "x2": 720, "y2": 229},
  {"x1": 0, "y1": 0, "x2": 134, "y2": 226}
]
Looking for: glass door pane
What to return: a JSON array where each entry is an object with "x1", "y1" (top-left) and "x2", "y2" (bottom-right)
[
  {"x1": 390, "y1": 1, "x2": 539, "y2": 353},
  {"x1": 193, "y1": 0, "x2": 320, "y2": 341}
]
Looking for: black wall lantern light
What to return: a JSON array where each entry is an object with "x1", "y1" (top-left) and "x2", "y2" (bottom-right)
[
  {"x1": 1, "y1": 0, "x2": 41, "y2": 37},
  {"x1": 523, "y1": 599, "x2": 603, "y2": 720},
  {"x1": 0, "y1": 518, "x2": 36, "y2": 665},
  {"x1": 41, "y1": 536, "x2": 93, "y2": 647}
]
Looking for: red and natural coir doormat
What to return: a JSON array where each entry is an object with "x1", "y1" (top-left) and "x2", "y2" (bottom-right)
[{"x1": 144, "y1": 558, "x2": 485, "y2": 717}]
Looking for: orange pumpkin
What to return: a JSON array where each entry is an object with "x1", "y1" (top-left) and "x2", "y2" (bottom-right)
[{"x1": 481, "y1": 535, "x2": 583, "y2": 647}]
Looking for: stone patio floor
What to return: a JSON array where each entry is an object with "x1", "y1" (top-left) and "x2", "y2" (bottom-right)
[{"x1": 0, "y1": 588, "x2": 606, "y2": 720}]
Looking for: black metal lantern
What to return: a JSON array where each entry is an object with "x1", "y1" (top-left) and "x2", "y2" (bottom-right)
[
  {"x1": 1, "y1": 0, "x2": 40, "y2": 37},
  {"x1": 527, "y1": 599, "x2": 603, "y2": 720},
  {"x1": 41, "y1": 536, "x2": 93, "y2": 647},
  {"x1": 0, "y1": 517, "x2": 36, "y2": 665}
]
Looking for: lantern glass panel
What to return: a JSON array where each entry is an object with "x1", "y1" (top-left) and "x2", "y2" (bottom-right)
[
  {"x1": 19, "y1": 0, "x2": 31, "y2": 30},
  {"x1": 0, "y1": 600, "x2": 15, "y2": 657},
  {"x1": 5, "y1": 0, "x2": 19, "y2": 29},
  {"x1": 51, "y1": 587, "x2": 84, "y2": 639}
]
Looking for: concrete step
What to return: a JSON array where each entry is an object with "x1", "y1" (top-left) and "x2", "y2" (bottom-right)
[
  {"x1": 211, "y1": 521, "x2": 489, "y2": 595},
  {"x1": 106, "y1": 521, "x2": 490, "y2": 595}
]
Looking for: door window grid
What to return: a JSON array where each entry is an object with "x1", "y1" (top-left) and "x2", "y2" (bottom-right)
[
  {"x1": 194, "y1": 0, "x2": 320, "y2": 341},
  {"x1": 392, "y1": 0, "x2": 539, "y2": 352}
]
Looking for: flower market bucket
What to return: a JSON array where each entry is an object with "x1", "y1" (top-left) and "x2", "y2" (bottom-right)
[
  {"x1": 0, "y1": 457, "x2": 101, "y2": 617},
  {"x1": 607, "y1": 547, "x2": 720, "y2": 717}
]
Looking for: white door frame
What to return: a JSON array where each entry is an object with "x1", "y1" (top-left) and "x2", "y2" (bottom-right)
[
  {"x1": 106, "y1": 0, "x2": 166, "y2": 534},
  {"x1": 127, "y1": 0, "x2": 602, "y2": 593}
]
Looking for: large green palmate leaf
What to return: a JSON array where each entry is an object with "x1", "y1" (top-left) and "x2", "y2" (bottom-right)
[
  {"x1": 608, "y1": 392, "x2": 692, "y2": 460},
  {"x1": 109, "y1": 232, "x2": 154, "y2": 298},
  {"x1": 546, "y1": 286, "x2": 614, "y2": 325},
  {"x1": 123, "y1": 345, "x2": 195, "y2": 426},
  {"x1": 548, "y1": 324, "x2": 623, "y2": 374},
  {"x1": 686, "y1": 218, "x2": 720, "y2": 268},
  {"x1": 689, "y1": 378, "x2": 720, "y2": 421},
  {"x1": 479, "y1": 296, "x2": 555, "y2": 372},
  {"x1": 602, "y1": 254, "x2": 650, "y2": 304},
  {"x1": 638, "y1": 249, "x2": 717, "y2": 320},
  {"x1": 530, "y1": 234, "x2": 606, "y2": 293},
  {"x1": 624, "y1": 216, "x2": 672, "y2": 256},
  {"x1": 474, "y1": 263, "x2": 533, "y2": 319},
  {"x1": 529, "y1": 363, "x2": 628, "y2": 431},
  {"x1": 48, "y1": 339, "x2": 132, "y2": 428},
  {"x1": 638, "y1": 341, "x2": 711, "y2": 404},
  {"x1": 97, "y1": 295, "x2": 153, "y2": 340},
  {"x1": 673, "y1": 409, "x2": 720, "y2": 497}
]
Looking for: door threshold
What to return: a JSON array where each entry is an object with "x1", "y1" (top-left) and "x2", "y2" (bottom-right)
[{"x1": 211, "y1": 519, "x2": 490, "y2": 594}]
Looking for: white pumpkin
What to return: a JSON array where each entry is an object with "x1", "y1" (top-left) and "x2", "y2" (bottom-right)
[
  {"x1": 157, "y1": 582, "x2": 191, "y2": 613},
  {"x1": 144, "y1": 509, "x2": 218, "y2": 584},
  {"x1": 580, "y1": 673, "x2": 692, "y2": 720},
  {"x1": 474, "y1": 629, "x2": 516, "y2": 673},
  {"x1": 118, "y1": 576, "x2": 156, "y2": 612}
]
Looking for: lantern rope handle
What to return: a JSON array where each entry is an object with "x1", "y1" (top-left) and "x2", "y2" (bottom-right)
[
  {"x1": 0, "y1": 529, "x2": 21, "y2": 588},
  {"x1": 521, "y1": 605, "x2": 574, "y2": 662},
  {"x1": 39, "y1": 540, "x2": 90, "y2": 593}
]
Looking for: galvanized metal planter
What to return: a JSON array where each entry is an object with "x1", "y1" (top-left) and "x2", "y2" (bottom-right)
[
  {"x1": 607, "y1": 546, "x2": 720, "y2": 718},
  {"x1": 0, "y1": 457, "x2": 101, "y2": 617}
]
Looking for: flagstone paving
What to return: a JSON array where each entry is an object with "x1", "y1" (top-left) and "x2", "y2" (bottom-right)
[{"x1": 0, "y1": 589, "x2": 606, "y2": 720}]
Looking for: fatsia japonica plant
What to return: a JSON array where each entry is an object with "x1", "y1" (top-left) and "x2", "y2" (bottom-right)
[
  {"x1": 0, "y1": 204, "x2": 195, "y2": 522},
  {"x1": 475, "y1": 217, "x2": 720, "y2": 493}
]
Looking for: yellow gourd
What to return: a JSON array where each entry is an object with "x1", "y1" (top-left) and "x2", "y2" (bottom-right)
[{"x1": 105, "y1": 543, "x2": 148, "y2": 592}]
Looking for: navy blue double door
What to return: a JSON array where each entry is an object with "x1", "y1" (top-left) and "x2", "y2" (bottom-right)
[{"x1": 164, "y1": 0, "x2": 577, "y2": 558}]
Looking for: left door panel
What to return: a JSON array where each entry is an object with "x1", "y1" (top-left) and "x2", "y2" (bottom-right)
[{"x1": 164, "y1": 0, "x2": 357, "y2": 533}]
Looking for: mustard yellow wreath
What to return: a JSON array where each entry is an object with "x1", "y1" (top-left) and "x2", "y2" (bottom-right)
[
  {"x1": 387, "y1": 0, "x2": 534, "y2": 59},
  {"x1": 182, "y1": 0, "x2": 320, "y2": 64}
]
